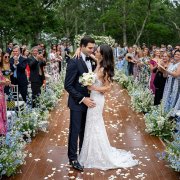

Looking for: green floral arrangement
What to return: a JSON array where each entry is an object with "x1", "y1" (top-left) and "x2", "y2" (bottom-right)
[
  {"x1": 0, "y1": 128, "x2": 27, "y2": 177},
  {"x1": 0, "y1": 72, "x2": 65, "y2": 177},
  {"x1": 114, "y1": 70, "x2": 133, "y2": 89},
  {"x1": 144, "y1": 104, "x2": 176, "y2": 140},
  {"x1": 130, "y1": 85, "x2": 154, "y2": 113},
  {"x1": 165, "y1": 132, "x2": 180, "y2": 172}
]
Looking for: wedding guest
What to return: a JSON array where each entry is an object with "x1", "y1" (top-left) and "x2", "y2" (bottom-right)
[
  {"x1": 113, "y1": 43, "x2": 121, "y2": 63},
  {"x1": 49, "y1": 45, "x2": 60, "y2": 82},
  {"x1": 22, "y1": 49, "x2": 31, "y2": 80},
  {"x1": 64, "y1": 43, "x2": 71, "y2": 64},
  {"x1": 162, "y1": 50, "x2": 180, "y2": 114},
  {"x1": 0, "y1": 60, "x2": 11, "y2": 135},
  {"x1": 149, "y1": 49, "x2": 161, "y2": 94},
  {"x1": 29, "y1": 47, "x2": 46, "y2": 107},
  {"x1": 138, "y1": 49, "x2": 150, "y2": 86},
  {"x1": 125, "y1": 47, "x2": 135, "y2": 75},
  {"x1": 56, "y1": 48, "x2": 62, "y2": 73},
  {"x1": 10, "y1": 46, "x2": 28, "y2": 102},
  {"x1": 6, "y1": 42, "x2": 13, "y2": 55},
  {"x1": 1, "y1": 53, "x2": 12, "y2": 94},
  {"x1": 153, "y1": 52, "x2": 170, "y2": 105}
]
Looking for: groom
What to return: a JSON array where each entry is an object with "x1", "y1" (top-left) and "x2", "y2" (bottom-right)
[{"x1": 64, "y1": 36, "x2": 96, "y2": 171}]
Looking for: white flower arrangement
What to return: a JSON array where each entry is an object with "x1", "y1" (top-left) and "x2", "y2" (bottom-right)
[
  {"x1": 74, "y1": 33, "x2": 115, "y2": 46},
  {"x1": 114, "y1": 70, "x2": 133, "y2": 89},
  {"x1": 144, "y1": 104, "x2": 176, "y2": 139},
  {"x1": 79, "y1": 72, "x2": 96, "y2": 86},
  {"x1": 130, "y1": 86, "x2": 154, "y2": 113}
]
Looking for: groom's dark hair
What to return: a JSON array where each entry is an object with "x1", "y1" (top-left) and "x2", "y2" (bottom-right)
[{"x1": 80, "y1": 36, "x2": 95, "y2": 47}]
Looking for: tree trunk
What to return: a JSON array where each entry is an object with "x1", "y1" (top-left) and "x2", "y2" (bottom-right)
[
  {"x1": 135, "y1": 14, "x2": 149, "y2": 44},
  {"x1": 122, "y1": 0, "x2": 127, "y2": 45},
  {"x1": 172, "y1": 21, "x2": 180, "y2": 39},
  {"x1": 135, "y1": 0, "x2": 152, "y2": 44},
  {"x1": 103, "y1": 23, "x2": 106, "y2": 33},
  {"x1": 75, "y1": 17, "x2": 78, "y2": 35}
]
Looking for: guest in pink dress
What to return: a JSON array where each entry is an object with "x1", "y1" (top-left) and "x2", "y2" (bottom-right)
[
  {"x1": 149, "y1": 49, "x2": 161, "y2": 94},
  {"x1": 0, "y1": 59, "x2": 11, "y2": 135}
]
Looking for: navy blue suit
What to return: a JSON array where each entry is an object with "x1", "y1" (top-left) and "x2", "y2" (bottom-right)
[
  {"x1": 10, "y1": 56, "x2": 28, "y2": 102},
  {"x1": 64, "y1": 56, "x2": 96, "y2": 161}
]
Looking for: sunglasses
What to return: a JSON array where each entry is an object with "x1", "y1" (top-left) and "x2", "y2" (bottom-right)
[{"x1": 4, "y1": 56, "x2": 9, "y2": 58}]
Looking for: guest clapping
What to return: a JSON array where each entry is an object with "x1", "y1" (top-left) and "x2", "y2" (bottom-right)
[
  {"x1": 29, "y1": 47, "x2": 46, "y2": 108},
  {"x1": 10, "y1": 46, "x2": 28, "y2": 102}
]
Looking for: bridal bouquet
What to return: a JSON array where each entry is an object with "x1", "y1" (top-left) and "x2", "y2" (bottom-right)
[{"x1": 79, "y1": 72, "x2": 96, "y2": 86}]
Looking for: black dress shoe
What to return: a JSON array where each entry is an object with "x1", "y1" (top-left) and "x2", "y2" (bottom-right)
[{"x1": 69, "y1": 160, "x2": 84, "y2": 171}]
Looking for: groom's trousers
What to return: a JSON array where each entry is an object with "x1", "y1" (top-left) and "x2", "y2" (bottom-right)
[{"x1": 68, "y1": 110, "x2": 87, "y2": 161}]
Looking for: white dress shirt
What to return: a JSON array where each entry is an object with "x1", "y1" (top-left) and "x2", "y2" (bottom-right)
[
  {"x1": 81, "y1": 52, "x2": 92, "y2": 72},
  {"x1": 79, "y1": 52, "x2": 92, "y2": 104}
]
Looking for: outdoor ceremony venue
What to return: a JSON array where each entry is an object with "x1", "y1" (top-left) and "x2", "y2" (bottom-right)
[{"x1": 0, "y1": 0, "x2": 180, "y2": 180}]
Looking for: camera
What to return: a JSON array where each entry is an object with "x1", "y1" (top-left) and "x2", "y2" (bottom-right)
[{"x1": 38, "y1": 49, "x2": 42, "y2": 54}]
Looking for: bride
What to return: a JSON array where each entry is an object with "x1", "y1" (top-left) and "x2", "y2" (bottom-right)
[{"x1": 78, "y1": 44, "x2": 138, "y2": 170}]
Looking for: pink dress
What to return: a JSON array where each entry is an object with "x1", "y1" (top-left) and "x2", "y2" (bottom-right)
[
  {"x1": 149, "y1": 59, "x2": 157, "y2": 94},
  {"x1": 0, "y1": 71, "x2": 7, "y2": 135}
]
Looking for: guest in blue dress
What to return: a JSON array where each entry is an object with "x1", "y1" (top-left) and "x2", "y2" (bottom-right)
[{"x1": 162, "y1": 50, "x2": 180, "y2": 115}]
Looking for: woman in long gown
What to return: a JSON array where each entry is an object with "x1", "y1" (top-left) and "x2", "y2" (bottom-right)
[
  {"x1": 162, "y1": 50, "x2": 180, "y2": 116},
  {"x1": 149, "y1": 49, "x2": 161, "y2": 94},
  {"x1": 0, "y1": 59, "x2": 11, "y2": 135},
  {"x1": 78, "y1": 45, "x2": 138, "y2": 170}
]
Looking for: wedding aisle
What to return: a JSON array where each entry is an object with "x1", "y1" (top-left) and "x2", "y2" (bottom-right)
[{"x1": 5, "y1": 83, "x2": 179, "y2": 180}]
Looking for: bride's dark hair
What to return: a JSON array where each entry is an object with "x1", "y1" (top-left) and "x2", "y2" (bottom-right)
[{"x1": 99, "y1": 44, "x2": 114, "y2": 82}]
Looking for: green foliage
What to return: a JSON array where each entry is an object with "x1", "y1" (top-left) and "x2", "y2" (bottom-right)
[{"x1": 0, "y1": 0, "x2": 179, "y2": 48}]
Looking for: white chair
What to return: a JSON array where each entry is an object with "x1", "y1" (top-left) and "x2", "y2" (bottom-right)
[{"x1": 7, "y1": 85, "x2": 25, "y2": 112}]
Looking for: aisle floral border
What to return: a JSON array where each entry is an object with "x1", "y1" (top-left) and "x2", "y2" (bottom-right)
[
  {"x1": 0, "y1": 74, "x2": 64, "y2": 177},
  {"x1": 114, "y1": 69, "x2": 179, "y2": 172}
]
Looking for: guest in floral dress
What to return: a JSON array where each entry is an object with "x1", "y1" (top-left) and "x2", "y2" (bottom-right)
[
  {"x1": 0, "y1": 59, "x2": 11, "y2": 135},
  {"x1": 49, "y1": 46, "x2": 60, "y2": 83},
  {"x1": 138, "y1": 49, "x2": 150, "y2": 86},
  {"x1": 149, "y1": 49, "x2": 161, "y2": 94},
  {"x1": 162, "y1": 50, "x2": 180, "y2": 115}
]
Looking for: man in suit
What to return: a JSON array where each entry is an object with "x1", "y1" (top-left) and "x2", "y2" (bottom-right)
[
  {"x1": 64, "y1": 36, "x2": 96, "y2": 171},
  {"x1": 10, "y1": 45, "x2": 28, "y2": 102},
  {"x1": 28, "y1": 46, "x2": 46, "y2": 107},
  {"x1": 6, "y1": 42, "x2": 13, "y2": 55}
]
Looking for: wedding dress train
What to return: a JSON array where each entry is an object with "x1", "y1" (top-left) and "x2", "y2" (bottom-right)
[{"x1": 78, "y1": 74, "x2": 138, "y2": 170}]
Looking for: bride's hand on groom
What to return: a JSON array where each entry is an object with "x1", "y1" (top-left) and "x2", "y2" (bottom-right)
[
  {"x1": 82, "y1": 97, "x2": 96, "y2": 108},
  {"x1": 73, "y1": 47, "x2": 81, "y2": 58}
]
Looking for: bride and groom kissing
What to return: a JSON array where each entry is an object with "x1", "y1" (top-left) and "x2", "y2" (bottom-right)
[{"x1": 64, "y1": 36, "x2": 138, "y2": 171}]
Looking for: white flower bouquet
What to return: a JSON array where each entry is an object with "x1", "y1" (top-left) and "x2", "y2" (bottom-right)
[{"x1": 79, "y1": 72, "x2": 96, "y2": 87}]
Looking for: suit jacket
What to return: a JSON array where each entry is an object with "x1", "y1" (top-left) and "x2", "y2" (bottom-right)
[
  {"x1": 28, "y1": 56, "x2": 46, "y2": 83},
  {"x1": 64, "y1": 56, "x2": 96, "y2": 112},
  {"x1": 10, "y1": 55, "x2": 28, "y2": 86},
  {"x1": 6, "y1": 47, "x2": 12, "y2": 55}
]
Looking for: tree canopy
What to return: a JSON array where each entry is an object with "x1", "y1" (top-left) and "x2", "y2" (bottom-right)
[{"x1": 0, "y1": 0, "x2": 179, "y2": 49}]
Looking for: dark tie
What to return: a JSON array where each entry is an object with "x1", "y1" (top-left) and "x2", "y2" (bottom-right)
[{"x1": 85, "y1": 56, "x2": 91, "y2": 62}]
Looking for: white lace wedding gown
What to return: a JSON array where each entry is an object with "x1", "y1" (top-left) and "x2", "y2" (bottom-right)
[{"x1": 78, "y1": 74, "x2": 138, "y2": 170}]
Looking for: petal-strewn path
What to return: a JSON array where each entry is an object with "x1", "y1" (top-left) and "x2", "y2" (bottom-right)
[{"x1": 5, "y1": 83, "x2": 179, "y2": 180}]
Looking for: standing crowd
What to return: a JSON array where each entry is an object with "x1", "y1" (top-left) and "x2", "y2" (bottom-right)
[
  {"x1": 0, "y1": 41, "x2": 73, "y2": 135},
  {"x1": 114, "y1": 43, "x2": 180, "y2": 115}
]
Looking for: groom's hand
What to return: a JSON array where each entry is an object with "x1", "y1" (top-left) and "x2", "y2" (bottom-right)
[{"x1": 82, "y1": 97, "x2": 96, "y2": 108}]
